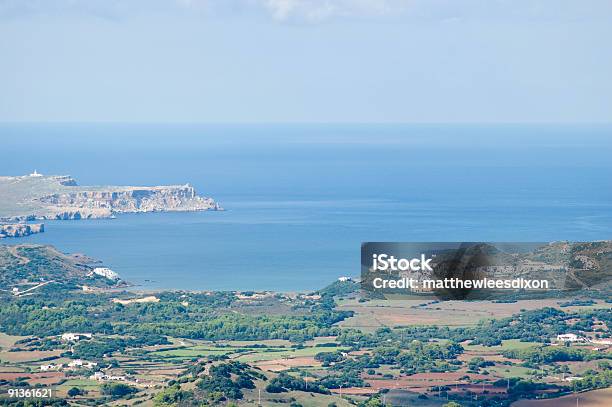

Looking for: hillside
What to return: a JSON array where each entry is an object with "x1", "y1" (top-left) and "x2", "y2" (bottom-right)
[
  {"x1": 362, "y1": 241, "x2": 612, "y2": 300},
  {"x1": 0, "y1": 244, "x2": 122, "y2": 294},
  {"x1": 433, "y1": 241, "x2": 612, "y2": 290}
]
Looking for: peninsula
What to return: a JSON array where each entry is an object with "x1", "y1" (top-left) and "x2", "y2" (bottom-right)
[{"x1": 0, "y1": 172, "x2": 221, "y2": 222}]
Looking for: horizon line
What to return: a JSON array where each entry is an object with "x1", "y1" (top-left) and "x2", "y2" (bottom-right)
[{"x1": 0, "y1": 121, "x2": 611, "y2": 126}]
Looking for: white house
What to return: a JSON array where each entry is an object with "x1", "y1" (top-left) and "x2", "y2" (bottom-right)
[
  {"x1": 61, "y1": 333, "x2": 93, "y2": 341},
  {"x1": 90, "y1": 372, "x2": 126, "y2": 381},
  {"x1": 92, "y1": 267, "x2": 120, "y2": 280},
  {"x1": 338, "y1": 276, "x2": 352, "y2": 282},
  {"x1": 40, "y1": 363, "x2": 62, "y2": 371},
  {"x1": 91, "y1": 371, "x2": 105, "y2": 380},
  {"x1": 68, "y1": 359, "x2": 97, "y2": 369},
  {"x1": 556, "y1": 333, "x2": 582, "y2": 342}
]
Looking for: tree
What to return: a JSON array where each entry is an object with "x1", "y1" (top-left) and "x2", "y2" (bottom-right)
[
  {"x1": 101, "y1": 383, "x2": 137, "y2": 397},
  {"x1": 359, "y1": 395, "x2": 385, "y2": 407},
  {"x1": 67, "y1": 387, "x2": 82, "y2": 397},
  {"x1": 153, "y1": 385, "x2": 191, "y2": 406}
]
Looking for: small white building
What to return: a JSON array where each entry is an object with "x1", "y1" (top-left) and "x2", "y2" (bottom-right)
[
  {"x1": 90, "y1": 371, "x2": 126, "y2": 381},
  {"x1": 68, "y1": 359, "x2": 97, "y2": 369},
  {"x1": 92, "y1": 267, "x2": 120, "y2": 280},
  {"x1": 40, "y1": 363, "x2": 62, "y2": 371},
  {"x1": 556, "y1": 333, "x2": 582, "y2": 342},
  {"x1": 61, "y1": 333, "x2": 93, "y2": 342},
  {"x1": 338, "y1": 276, "x2": 352, "y2": 282},
  {"x1": 91, "y1": 371, "x2": 105, "y2": 380},
  {"x1": 29, "y1": 170, "x2": 43, "y2": 177}
]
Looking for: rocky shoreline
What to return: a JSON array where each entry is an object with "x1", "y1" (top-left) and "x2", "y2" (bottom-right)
[{"x1": 0, "y1": 223, "x2": 44, "y2": 238}]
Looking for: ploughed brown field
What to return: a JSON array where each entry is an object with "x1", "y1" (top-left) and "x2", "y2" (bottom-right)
[
  {"x1": 0, "y1": 371, "x2": 65, "y2": 386},
  {"x1": 0, "y1": 350, "x2": 63, "y2": 363}
]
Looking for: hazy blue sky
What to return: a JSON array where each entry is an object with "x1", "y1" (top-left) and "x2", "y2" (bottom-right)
[{"x1": 1, "y1": 0, "x2": 611, "y2": 123}]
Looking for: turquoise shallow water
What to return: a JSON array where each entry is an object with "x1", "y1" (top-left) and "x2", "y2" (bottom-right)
[{"x1": 1, "y1": 124, "x2": 611, "y2": 290}]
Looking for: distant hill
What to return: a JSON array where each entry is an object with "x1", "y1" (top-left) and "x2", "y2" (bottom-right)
[
  {"x1": 361, "y1": 241, "x2": 612, "y2": 300},
  {"x1": 431, "y1": 241, "x2": 612, "y2": 292},
  {"x1": 0, "y1": 244, "x2": 123, "y2": 294}
]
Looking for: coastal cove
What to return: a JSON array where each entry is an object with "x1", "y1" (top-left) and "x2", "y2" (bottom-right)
[
  {"x1": 1, "y1": 124, "x2": 612, "y2": 291},
  {"x1": 7, "y1": 192, "x2": 612, "y2": 292}
]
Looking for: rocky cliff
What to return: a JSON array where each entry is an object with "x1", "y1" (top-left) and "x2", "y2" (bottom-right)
[
  {"x1": 0, "y1": 174, "x2": 221, "y2": 221},
  {"x1": 36, "y1": 183, "x2": 220, "y2": 219},
  {"x1": 0, "y1": 223, "x2": 44, "y2": 238}
]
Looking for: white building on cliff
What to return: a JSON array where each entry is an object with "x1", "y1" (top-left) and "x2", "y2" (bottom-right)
[{"x1": 92, "y1": 267, "x2": 120, "y2": 280}]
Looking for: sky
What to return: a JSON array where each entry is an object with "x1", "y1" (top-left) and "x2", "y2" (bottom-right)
[{"x1": 0, "y1": 0, "x2": 611, "y2": 123}]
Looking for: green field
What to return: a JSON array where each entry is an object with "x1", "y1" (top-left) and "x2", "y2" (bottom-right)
[
  {"x1": 487, "y1": 365, "x2": 534, "y2": 378},
  {"x1": 149, "y1": 347, "x2": 233, "y2": 359},
  {"x1": 149, "y1": 341, "x2": 351, "y2": 363}
]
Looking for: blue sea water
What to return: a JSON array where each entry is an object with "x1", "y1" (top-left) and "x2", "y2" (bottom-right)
[{"x1": 1, "y1": 123, "x2": 611, "y2": 291}]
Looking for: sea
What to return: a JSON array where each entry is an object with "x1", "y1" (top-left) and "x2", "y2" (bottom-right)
[{"x1": 1, "y1": 123, "x2": 611, "y2": 291}]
